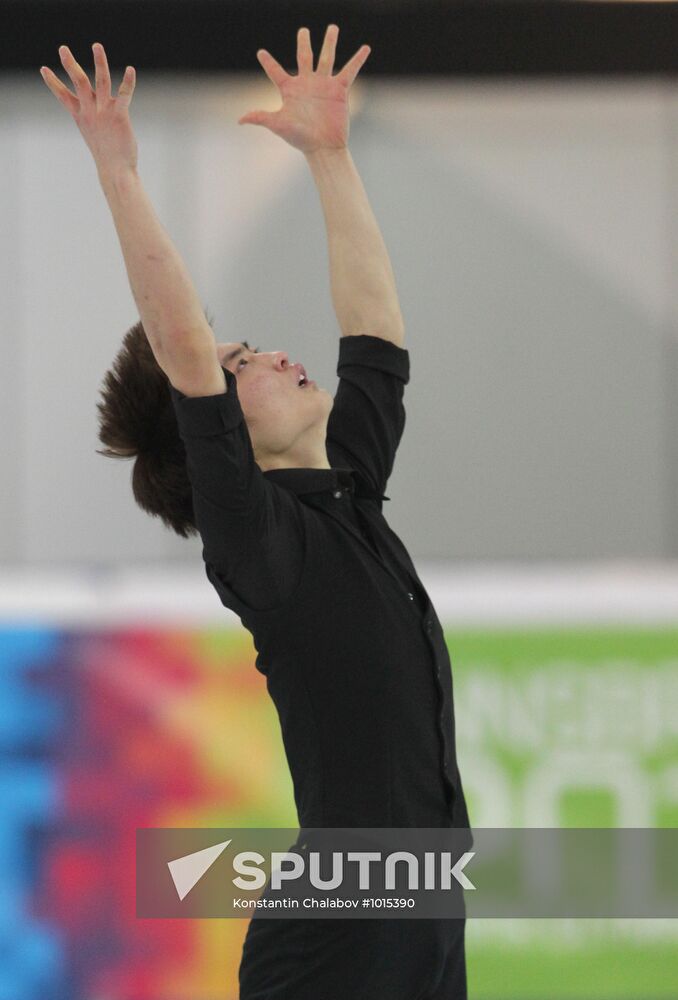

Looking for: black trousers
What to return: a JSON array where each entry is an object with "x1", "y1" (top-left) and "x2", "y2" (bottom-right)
[{"x1": 238, "y1": 916, "x2": 467, "y2": 1000}]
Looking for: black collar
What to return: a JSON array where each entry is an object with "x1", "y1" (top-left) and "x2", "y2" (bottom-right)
[{"x1": 262, "y1": 466, "x2": 357, "y2": 497}]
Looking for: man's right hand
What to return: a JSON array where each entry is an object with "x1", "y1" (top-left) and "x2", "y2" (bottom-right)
[{"x1": 41, "y1": 43, "x2": 138, "y2": 178}]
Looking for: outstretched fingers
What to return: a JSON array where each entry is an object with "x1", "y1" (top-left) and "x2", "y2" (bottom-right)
[
  {"x1": 58, "y1": 46, "x2": 95, "y2": 104},
  {"x1": 297, "y1": 26, "x2": 314, "y2": 75},
  {"x1": 41, "y1": 43, "x2": 135, "y2": 116},
  {"x1": 87, "y1": 42, "x2": 135, "y2": 110},
  {"x1": 255, "y1": 48, "x2": 288, "y2": 90},
  {"x1": 40, "y1": 64, "x2": 79, "y2": 115},
  {"x1": 336, "y1": 44, "x2": 371, "y2": 89},
  {"x1": 317, "y1": 24, "x2": 339, "y2": 76},
  {"x1": 91, "y1": 43, "x2": 112, "y2": 106},
  {"x1": 116, "y1": 66, "x2": 136, "y2": 109}
]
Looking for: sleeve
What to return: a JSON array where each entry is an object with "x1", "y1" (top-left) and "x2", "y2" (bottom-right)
[
  {"x1": 326, "y1": 334, "x2": 410, "y2": 500},
  {"x1": 169, "y1": 366, "x2": 305, "y2": 612}
]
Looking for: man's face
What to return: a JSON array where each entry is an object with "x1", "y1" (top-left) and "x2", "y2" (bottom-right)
[{"x1": 215, "y1": 340, "x2": 333, "y2": 459}]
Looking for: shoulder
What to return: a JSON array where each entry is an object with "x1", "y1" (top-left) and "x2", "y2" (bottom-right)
[{"x1": 337, "y1": 334, "x2": 410, "y2": 384}]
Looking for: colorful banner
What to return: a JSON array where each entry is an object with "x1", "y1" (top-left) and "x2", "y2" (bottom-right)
[{"x1": 1, "y1": 623, "x2": 676, "y2": 998}]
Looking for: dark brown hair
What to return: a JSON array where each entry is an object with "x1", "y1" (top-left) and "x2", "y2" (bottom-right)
[{"x1": 96, "y1": 314, "x2": 215, "y2": 538}]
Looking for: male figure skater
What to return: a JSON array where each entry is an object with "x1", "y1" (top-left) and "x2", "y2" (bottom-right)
[{"x1": 41, "y1": 25, "x2": 471, "y2": 998}]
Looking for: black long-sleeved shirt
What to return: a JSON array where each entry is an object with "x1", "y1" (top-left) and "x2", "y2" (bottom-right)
[{"x1": 169, "y1": 334, "x2": 470, "y2": 830}]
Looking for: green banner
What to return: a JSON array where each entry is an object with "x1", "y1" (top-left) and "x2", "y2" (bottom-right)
[{"x1": 448, "y1": 627, "x2": 678, "y2": 999}]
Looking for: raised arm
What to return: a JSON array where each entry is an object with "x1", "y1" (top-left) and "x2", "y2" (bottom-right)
[
  {"x1": 306, "y1": 146, "x2": 405, "y2": 348},
  {"x1": 239, "y1": 24, "x2": 405, "y2": 348},
  {"x1": 40, "y1": 43, "x2": 224, "y2": 397},
  {"x1": 41, "y1": 42, "x2": 306, "y2": 610}
]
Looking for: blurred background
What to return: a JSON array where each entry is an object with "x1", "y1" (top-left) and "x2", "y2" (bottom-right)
[{"x1": 1, "y1": 1, "x2": 677, "y2": 997}]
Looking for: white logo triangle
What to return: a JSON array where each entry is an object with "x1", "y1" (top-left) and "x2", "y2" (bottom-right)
[{"x1": 167, "y1": 839, "x2": 232, "y2": 901}]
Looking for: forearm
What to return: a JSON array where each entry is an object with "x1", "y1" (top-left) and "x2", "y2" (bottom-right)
[
  {"x1": 306, "y1": 147, "x2": 405, "y2": 345},
  {"x1": 97, "y1": 164, "x2": 211, "y2": 352}
]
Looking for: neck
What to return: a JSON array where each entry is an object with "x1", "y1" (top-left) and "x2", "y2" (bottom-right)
[
  {"x1": 256, "y1": 431, "x2": 331, "y2": 473},
  {"x1": 259, "y1": 450, "x2": 331, "y2": 472}
]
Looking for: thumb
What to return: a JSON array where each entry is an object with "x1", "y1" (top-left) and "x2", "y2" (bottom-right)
[{"x1": 238, "y1": 110, "x2": 273, "y2": 127}]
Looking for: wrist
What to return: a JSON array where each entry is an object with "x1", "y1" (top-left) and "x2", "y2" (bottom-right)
[
  {"x1": 305, "y1": 146, "x2": 350, "y2": 168},
  {"x1": 97, "y1": 161, "x2": 139, "y2": 198}
]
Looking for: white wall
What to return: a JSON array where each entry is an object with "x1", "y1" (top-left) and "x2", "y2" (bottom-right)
[{"x1": 1, "y1": 72, "x2": 677, "y2": 566}]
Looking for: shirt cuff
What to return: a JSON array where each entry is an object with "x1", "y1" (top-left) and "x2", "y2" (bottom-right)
[
  {"x1": 169, "y1": 366, "x2": 244, "y2": 437},
  {"x1": 337, "y1": 334, "x2": 410, "y2": 384}
]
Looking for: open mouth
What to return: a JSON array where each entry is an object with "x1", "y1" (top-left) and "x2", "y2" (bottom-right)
[{"x1": 294, "y1": 365, "x2": 312, "y2": 388}]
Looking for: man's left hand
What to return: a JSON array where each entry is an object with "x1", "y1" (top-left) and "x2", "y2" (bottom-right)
[{"x1": 238, "y1": 25, "x2": 371, "y2": 155}]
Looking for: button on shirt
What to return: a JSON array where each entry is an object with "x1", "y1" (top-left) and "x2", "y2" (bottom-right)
[{"x1": 169, "y1": 334, "x2": 470, "y2": 831}]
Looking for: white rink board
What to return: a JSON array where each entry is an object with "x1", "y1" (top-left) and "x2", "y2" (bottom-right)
[{"x1": 0, "y1": 560, "x2": 676, "y2": 627}]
